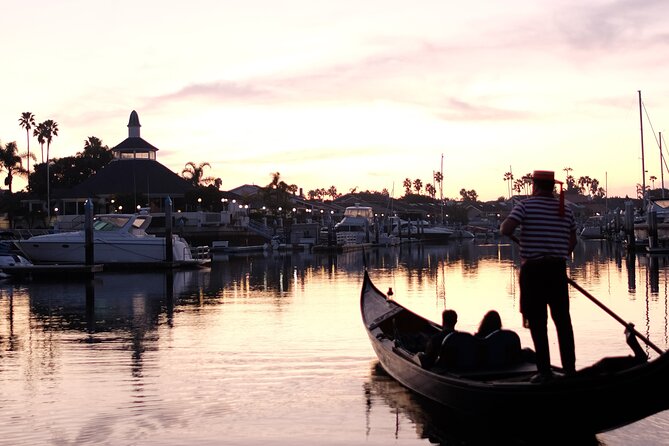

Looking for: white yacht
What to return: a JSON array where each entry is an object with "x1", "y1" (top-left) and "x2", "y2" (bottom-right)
[
  {"x1": 16, "y1": 213, "x2": 199, "y2": 265},
  {"x1": 334, "y1": 205, "x2": 375, "y2": 245}
]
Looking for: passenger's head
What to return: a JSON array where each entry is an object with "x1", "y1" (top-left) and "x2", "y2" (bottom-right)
[
  {"x1": 477, "y1": 310, "x2": 502, "y2": 337},
  {"x1": 441, "y1": 309, "x2": 457, "y2": 330}
]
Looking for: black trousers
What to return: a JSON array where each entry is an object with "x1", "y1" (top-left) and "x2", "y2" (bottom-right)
[{"x1": 519, "y1": 258, "x2": 576, "y2": 374}]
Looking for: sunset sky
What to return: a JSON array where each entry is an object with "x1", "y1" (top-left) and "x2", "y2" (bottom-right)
[{"x1": 3, "y1": 0, "x2": 669, "y2": 201}]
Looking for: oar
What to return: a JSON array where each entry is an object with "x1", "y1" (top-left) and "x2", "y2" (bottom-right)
[{"x1": 507, "y1": 234, "x2": 664, "y2": 355}]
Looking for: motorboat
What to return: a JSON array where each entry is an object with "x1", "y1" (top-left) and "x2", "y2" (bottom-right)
[
  {"x1": 16, "y1": 213, "x2": 200, "y2": 265},
  {"x1": 390, "y1": 218, "x2": 453, "y2": 243},
  {"x1": 334, "y1": 205, "x2": 375, "y2": 245},
  {"x1": 0, "y1": 240, "x2": 34, "y2": 278},
  {"x1": 415, "y1": 220, "x2": 454, "y2": 244},
  {"x1": 449, "y1": 227, "x2": 475, "y2": 239},
  {"x1": 0, "y1": 251, "x2": 33, "y2": 278},
  {"x1": 580, "y1": 216, "x2": 606, "y2": 239}
]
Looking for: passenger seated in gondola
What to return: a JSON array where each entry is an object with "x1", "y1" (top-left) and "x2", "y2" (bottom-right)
[
  {"x1": 476, "y1": 310, "x2": 525, "y2": 368},
  {"x1": 416, "y1": 310, "x2": 483, "y2": 370},
  {"x1": 416, "y1": 309, "x2": 459, "y2": 368},
  {"x1": 475, "y1": 310, "x2": 502, "y2": 339},
  {"x1": 482, "y1": 328, "x2": 523, "y2": 368}
]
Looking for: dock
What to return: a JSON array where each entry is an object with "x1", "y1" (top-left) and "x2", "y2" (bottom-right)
[
  {"x1": 1, "y1": 264, "x2": 104, "y2": 279},
  {"x1": 0, "y1": 259, "x2": 209, "y2": 279}
]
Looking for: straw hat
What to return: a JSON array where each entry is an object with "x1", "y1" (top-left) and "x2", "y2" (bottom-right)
[{"x1": 532, "y1": 170, "x2": 565, "y2": 217}]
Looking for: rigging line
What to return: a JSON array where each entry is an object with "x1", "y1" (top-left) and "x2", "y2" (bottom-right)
[
  {"x1": 641, "y1": 101, "x2": 669, "y2": 186},
  {"x1": 642, "y1": 102, "x2": 663, "y2": 151},
  {"x1": 662, "y1": 133, "x2": 669, "y2": 173}
]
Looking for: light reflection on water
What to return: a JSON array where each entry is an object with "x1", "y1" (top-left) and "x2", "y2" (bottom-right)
[{"x1": 0, "y1": 240, "x2": 667, "y2": 445}]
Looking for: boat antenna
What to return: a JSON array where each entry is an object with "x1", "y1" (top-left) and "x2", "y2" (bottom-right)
[{"x1": 639, "y1": 90, "x2": 647, "y2": 211}]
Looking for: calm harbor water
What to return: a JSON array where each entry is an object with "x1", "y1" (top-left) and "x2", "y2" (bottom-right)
[{"x1": 1, "y1": 240, "x2": 668, "y2": 445}]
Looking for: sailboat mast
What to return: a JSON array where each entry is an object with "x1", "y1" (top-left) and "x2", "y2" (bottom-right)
[
  {"x1": 639, "y1": 90, "x2": 647, "y2": 209},
  {"x1": 661, "y1": 131, "x2": 665, "y2": 199},
  {"x1": 440, "y1": 154, "x2": 444, "y2": 202},
  {"x1": 440, "y1": 153, "x2": 444, "y2": 224}
]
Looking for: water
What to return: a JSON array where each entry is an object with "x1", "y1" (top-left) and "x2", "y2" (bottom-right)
[{"x1": 0, "y1": 240, "x2": 668, "y2": 445}]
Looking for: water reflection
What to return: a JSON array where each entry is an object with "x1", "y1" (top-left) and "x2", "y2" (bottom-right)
[
  {"x1": 16, "y1": 273, "x2": 189, "y2": 385},
  {"x1": 1, "y1": 240, "x2": 667, "y2": 445},
  {"x1": 364, "y1": 362, "x2": 601, "y2": 446}
]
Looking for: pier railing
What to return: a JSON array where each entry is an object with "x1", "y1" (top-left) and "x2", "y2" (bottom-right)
[{"x1": 247, "y1": 219, "x2": 274, "y2": 240}]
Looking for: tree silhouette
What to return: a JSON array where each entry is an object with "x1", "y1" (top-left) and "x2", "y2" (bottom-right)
[
  {"x1": 33, "y1": 122, "x2": 47, "y2": 163},
  {"x1": 0, "y1": 141, "x2": 26, "y2": 193},
  {"x1": 459, "y1": 188, "x2": 478, "y2": 202},
  {"x1": 434, "y1": 171, "x2": 443, "y2": 200},
  {"x1": 182, "y1": 161, "x2": 214, "y2": 187},
  {"x1": 18, "y1": 112, "x2": 35, "y2": 179},
  {"x1": 413, "y1": 178, "x2": 423, "y2": 195},
  {"x1": 403, "y1": 178, "x2": 412, "y2": 195},
  {"x1": 42, "y1": 120, "x2": 59, "y2": 165},
  {"x1": 503, "y1": 171, "x2": 513, "y2": 198},
  {"x1": 425, "y1": 183, "x2": 436, "y2": 198}
]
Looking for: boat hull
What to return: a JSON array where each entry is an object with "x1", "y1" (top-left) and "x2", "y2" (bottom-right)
[{"x1": 17, "y1": 237, "x2": 191, "y2": 264}]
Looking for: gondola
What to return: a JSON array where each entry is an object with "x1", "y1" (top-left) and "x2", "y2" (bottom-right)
[{"x1": 360, "y1": 270, "x2": 669, "y2": 435}]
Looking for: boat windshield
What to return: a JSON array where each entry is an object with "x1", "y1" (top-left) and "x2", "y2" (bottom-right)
[
  {"x1": 93, "y1": 216, "x2": 129, "y2": 231},
  {"x1": 133, "y1": 216, "x2": 149, "y2": 229},
  {"x1": 343, "y1": 207, "x2": 373, "y2": 219}
]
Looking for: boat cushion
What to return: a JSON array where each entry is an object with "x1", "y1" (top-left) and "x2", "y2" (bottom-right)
[
  {"x1": 437, "y1": 331, "x2": 482, "y2": 370},
  {"x1": 482, "y1": 329, "x2": 522, "y2": 368}
]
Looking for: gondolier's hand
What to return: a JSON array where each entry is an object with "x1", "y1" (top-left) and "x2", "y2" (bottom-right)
[{"x1": 624, "y1": 323, "x2": 647, "y2": 361}]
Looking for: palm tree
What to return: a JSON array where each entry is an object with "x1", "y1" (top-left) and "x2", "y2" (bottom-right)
[
  {"x1": 425, "y1": 183, "x2": 436, "y2": 198},
  {"x1": 0, "y1": 141, "x2": 26, "y2": 193},
  {"x1": 434, "y1": 171, "x2": 443, "y2": 200},
  {"x1": 563, "y1": 166, "x2": 573, "y2": 182},
  {"x1": 42, "y1": 119, "x2": 59, "y2": 164},
  {"x1": 181, "y1": 161, "x2": 212, "y2": 187},
  {"x1": 577, "y1": 176, "x2": 592, "y2": 195},
  {"x1": 403, "y1": 178, "x2": 412, "y2": 195},
  {"x1": 18, "y1": 112, "x2": 35, "y2": 178},
  {"x1": 41, "y1": 120, "x2": 59, "y2": 221},
  {"x1": 503, "y1": 171, "x2": 514, "y2": 199},
  {"x1": 33, "y1": 122, "x2": 47, "y2": 163},
  {"x1": 262, "y1": 172, "x2": 299, "y2": 211}
]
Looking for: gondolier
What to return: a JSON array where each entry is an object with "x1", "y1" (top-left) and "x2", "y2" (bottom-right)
[{"x1": 500, "y1": 170, "x2": 577, "y2": 382}]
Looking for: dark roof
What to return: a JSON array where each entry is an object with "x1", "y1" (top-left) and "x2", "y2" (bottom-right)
[
  {"x1": 128, "y1": 110, "x2": 141, "y2": 128},
  {"x1": 111, "y1": 137, "x2": 159, "y2": 153},
  {"x1": 61, "y1": 159, "x2": 194, "y2": 198}
]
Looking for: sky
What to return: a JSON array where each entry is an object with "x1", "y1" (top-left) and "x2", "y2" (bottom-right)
[{"x1": 3, "y1": 0, "x2": 669, "y2": 201}]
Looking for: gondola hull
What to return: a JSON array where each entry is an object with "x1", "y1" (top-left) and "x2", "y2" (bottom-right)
[{"x1": 361, "y1": 270, "x2": 669, "y2": 434}]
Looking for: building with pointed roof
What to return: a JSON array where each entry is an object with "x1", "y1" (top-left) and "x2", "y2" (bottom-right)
[{"x1": 61, "y1": 111, "x2": 194, "y2": 213}]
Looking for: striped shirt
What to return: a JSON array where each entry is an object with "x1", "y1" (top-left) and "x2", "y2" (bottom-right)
[{"x1": 507, "y1": 195, "x2": 576, "y2": 260}]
